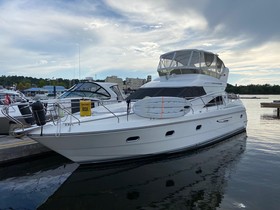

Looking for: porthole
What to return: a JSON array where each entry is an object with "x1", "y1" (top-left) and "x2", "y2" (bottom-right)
[
  {"x1": 165, "y1": 130, "x2": 175, "y2": 136},
  {"x1": 126, "y1": 136, "x2": 140, "y2": 142},
  {"x1": 196, "y1": 125, "x2": 202, "y2": 130}
]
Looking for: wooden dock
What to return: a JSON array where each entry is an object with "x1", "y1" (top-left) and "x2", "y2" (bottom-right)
[
  {"x1": 261, "y1": 101, "x2": 280, "y2": 117},
  {"x1": 0, "y1": 135, "x2": 50, "y2": 165}
]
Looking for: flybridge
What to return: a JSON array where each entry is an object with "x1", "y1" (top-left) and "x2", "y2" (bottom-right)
[{"x1": 157, "y1": 49, "x2": 227, "y2": 79}]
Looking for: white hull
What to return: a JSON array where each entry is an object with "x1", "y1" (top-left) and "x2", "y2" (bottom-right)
[{"x1": 28, "y1": 105, "x2": 247, "y2": 164}]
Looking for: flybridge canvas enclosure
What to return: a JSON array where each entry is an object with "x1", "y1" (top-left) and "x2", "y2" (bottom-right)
[{"x1": 157, "y1": 49, "x2": 226, "y2": 79}]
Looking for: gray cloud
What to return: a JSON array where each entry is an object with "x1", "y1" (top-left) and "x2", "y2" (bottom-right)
[
  {"x1": 0, "y1": 0, "x2": 280, "y2": 85},
  {"x1": 165, "y1": 0, "x2": 280, "y2": 47}
]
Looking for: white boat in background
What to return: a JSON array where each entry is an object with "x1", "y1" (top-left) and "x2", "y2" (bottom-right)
[
  {"x1": 43, "y1": 81, "x2": 125, "y2": 116},
  {"x1": 25, "y1": 49, "x2": 247, "y2": 164},
  {"x1": 2, "y1": 81, "x2": 124, "y2": 135},
  {"x1": 0, "y1": 89, "x2": 34, "y2": 135}
]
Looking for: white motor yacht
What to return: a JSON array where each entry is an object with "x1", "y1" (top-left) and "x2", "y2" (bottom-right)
[{"x1": 25, "y1": 49, "x2": 247, "y2": 164}]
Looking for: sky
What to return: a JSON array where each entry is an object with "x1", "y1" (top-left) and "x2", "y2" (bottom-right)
[{"x1": 0, "y1": 0, "x2": 280, "y2": 86}]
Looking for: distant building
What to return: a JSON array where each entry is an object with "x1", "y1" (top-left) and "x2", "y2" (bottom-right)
[
  {"x1": 125, "y1": 77, "x2": 146, "y2": 91},
  {"x1": 105, "y1": 75, "x2": 151, "y2": 92},
  {"x1": 23, "y1": 87, "x2": 48, "y2": 97},
  {"x1": 23, "y1": 85, "x2": 65, "y2": 97},
  {"x1": 105, "y1": 76, "x2": 124, "y2": 90},
  {"x1": 43, "y1": 86, "x2": 65, "y2": 96},
  {"x1": 85, "y1": 77, "x2": 94, "y2": 82}
]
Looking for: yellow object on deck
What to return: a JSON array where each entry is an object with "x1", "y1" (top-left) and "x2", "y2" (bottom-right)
[{"x1": 80, "y1": 100, "x2": 92, "y2": 116}]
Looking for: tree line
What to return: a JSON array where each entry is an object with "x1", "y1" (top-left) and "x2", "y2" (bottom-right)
[
  {"x1": 1, "y1": 75, "x2": 280, "y2": 94},
  {"x1": 0, "y1": 75, "x2": 100, "y2": 90},
  {"x1": 226, "y1": 84, "x2": 280, "y2": 94},
  {"x1": 0, "y1": 75, "x2": 72, "y2": 90}
]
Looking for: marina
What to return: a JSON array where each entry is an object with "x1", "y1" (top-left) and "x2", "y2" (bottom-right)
[{"x1": 0, "y1": 0, "x2": 279, "y2": 209}]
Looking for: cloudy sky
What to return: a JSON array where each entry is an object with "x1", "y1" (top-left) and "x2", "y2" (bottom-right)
[{"x1": 0, "y1": 0, "x2": 279, "y2": 85}]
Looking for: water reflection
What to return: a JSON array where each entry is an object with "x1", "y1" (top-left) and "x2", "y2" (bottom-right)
[
  {"x1": 39, "y1": 133, "x2": 247, "y2": 210},
  {"x1": 0, "y1": 155, "x2": 78, "y2": 210},
  {"x1": 261, "y1": 113, "x2": 280, "y2": 120}
]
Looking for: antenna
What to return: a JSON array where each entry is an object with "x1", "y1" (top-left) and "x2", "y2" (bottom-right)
[{"x1": 78, "y1": 44, "x2": 81, "y2": 80}]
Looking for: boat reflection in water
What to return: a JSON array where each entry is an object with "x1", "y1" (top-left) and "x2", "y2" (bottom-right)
[
  {"x1": 39, "y1": 132, "x2": 247, "y2": 210},
  {"x1": 0, "y1": 155, "x2": 78, "y2": 210}
]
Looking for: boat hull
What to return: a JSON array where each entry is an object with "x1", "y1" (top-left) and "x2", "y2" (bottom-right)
[{"x1": 27, "y1": 107, "x2": 247, "y2": 164}]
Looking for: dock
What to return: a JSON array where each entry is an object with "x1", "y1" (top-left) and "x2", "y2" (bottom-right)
[
  {"x1": 260, "y1": 101, "x2": 280, "y2": 117},
  {"x1": 0, "y1": 135, "x2": 50, "y2": 165}
]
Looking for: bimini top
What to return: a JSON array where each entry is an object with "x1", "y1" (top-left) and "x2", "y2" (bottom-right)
[{"x1": 157, "y1": 49, "x2": 226, "y2": 79}]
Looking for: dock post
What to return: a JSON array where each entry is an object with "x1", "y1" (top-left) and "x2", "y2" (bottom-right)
[{"x1": 260, "y1": 102, "x2": 280, "y2": 118}]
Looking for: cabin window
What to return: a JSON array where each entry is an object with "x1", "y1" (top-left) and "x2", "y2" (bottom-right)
[
  {"x1": 204, "y1": 53, "x2": 214, "y2": 67},
  {"x1": 127, "y1": 87, "x2": 206, "y2": 101},
  {"x1": 204, "y1": 96, "x2": 223, "y2": 107},
  {"x1": 217, "y1": 57, "x2": 224, "y2": 69}
]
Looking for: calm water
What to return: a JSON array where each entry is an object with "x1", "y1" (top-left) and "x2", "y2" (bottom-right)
[{"x1": 0, "y1": 96, "x2": 280, "y2": 210}]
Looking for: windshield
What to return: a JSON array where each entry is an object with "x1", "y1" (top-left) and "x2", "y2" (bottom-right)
[
  {"x1": 127, "y1": 87, "x2": 206, "y2": 101},
  {"x1": 110, "y1": 85, "x2": 124, "y2": 101},
  {"x1": 59, "y1": 82, "x2": 111, "y2": 100}
]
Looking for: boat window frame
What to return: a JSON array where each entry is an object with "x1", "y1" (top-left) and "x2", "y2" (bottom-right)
[
  {"x1": 58, "y1": 82, "x2": 111, "y2": 100},
  {"x1": 110, "y1": 85, "x2": 124, "y2": 101},
  {"x1": 204, "y1": 96, "x2": 224, "y2": 107}
]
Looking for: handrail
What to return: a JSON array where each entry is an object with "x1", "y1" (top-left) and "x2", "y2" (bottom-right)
[
  {"x1": 1, "y1": 105, "x2": 25, "y2": 131},
  {"x1": 28, "y1": 92, "x2": 236, "y2": 136},
  {"x1": 56, "y1": 102, "x2": 81, "y2": 125},
  {"x1": 47, "y1": 102, "x2": 81, "y2": 126},
  {"x1": 99, "y1": 100, "x2": 120, "y2": 123}
]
